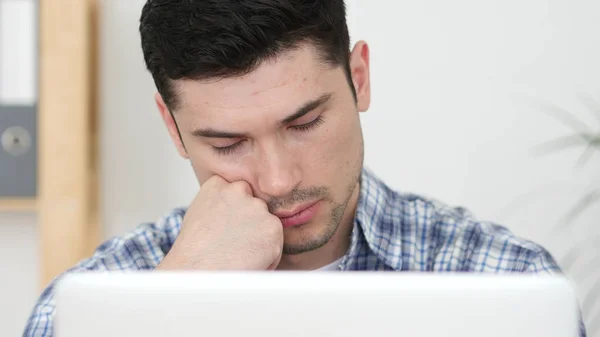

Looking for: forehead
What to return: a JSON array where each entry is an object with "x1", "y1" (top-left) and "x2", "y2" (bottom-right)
[{"x1": 173, "y1": 45, "x2": 339, "y2": 122}]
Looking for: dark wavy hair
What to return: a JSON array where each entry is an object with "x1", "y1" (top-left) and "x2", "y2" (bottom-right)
[{"x1": 139, "y1": 0, "x2": 354, "y2": 110}]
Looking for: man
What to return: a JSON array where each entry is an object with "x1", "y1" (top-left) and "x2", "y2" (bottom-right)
[{"x1": 24, "y1": 0, "x2": 586, "y2": 336}]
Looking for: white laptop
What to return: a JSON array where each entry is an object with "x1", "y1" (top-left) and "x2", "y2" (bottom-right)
[{"x1": 54, "y1": 272, "x2": 580, "y2": 337}]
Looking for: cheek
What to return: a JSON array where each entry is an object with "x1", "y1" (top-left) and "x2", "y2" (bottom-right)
[
  {"x1": 194, "y1": 158, "x2": 253, "y2": 185},
  {"x1": 305, "y1": 115, "x2": 361, "y2": 176},
  {"x1": 186, "y1": 145, "x2": 249, "y2": 185},
  {"x1": 188, "y1": 156, "x2": 213, "y2": 185}
]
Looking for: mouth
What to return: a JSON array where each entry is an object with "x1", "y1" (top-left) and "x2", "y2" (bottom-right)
[{"x1": 275, "y1": 200, "x2": 321, "y2": 228}]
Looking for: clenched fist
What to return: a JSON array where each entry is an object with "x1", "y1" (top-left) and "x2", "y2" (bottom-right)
[{"x1": 157, "y1": 175, "x2": 284, "y2": 270}]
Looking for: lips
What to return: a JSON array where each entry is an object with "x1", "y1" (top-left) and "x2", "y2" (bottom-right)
[{"x1": 275, "y1": 201, "x2": 320, "y2": 228}]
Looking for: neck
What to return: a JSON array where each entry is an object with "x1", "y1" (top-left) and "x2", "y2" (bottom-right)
[{"x1": 277, "y1": 182, "x2": 360, "y2": 270}]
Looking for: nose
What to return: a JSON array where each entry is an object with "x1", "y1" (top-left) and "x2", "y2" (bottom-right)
[{"x1": 255, "y1": 141, "x2": 301, "y2": 198}]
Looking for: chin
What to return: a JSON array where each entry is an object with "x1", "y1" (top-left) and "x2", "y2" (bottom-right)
[{"x1": 281, "y1": 219, "x2": 338, "y2": 255}]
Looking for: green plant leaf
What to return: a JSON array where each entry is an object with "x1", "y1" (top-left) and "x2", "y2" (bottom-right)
[
  {"x1": 582, "y1": 278, "x2": 600, "y2": 327},
  {"x1": 559, "y1": 235, "x2": 600, "y2": 274},
  {"x1": 531, "y1": 134, "x2": 595, "y2": 156},
  {"x1": 575, "y1": 140, "x2": 599, "y2": 168},
  {"x1": 578, "y1": 94, "x2": 600, "y2": 126},
  {"x1": 540, "y1": 102, "x2": 595, "y2": 134},
  {"x1": 556, "y1": 189, "x2": 600, "y2": 229},
  {"x1": 573, "y1": 255, "x2": 600, "y2": 284}
]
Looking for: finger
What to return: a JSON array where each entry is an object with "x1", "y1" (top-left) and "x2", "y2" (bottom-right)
[
  {"x1": 229, "y1": 180, "x2": 254, "y2": 196},
  {"x1": 202, "y1": 175, "x2": 227, "y2": 190}
]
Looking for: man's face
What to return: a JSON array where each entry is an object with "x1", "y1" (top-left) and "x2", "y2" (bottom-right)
[{"x1": 157, "y1": 43, "x2": 371, "y2": 255}]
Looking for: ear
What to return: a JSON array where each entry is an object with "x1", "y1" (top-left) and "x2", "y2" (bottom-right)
[
  {"x1": 155, "y1": 93, "x2": 189, "y2": 159},
  {"x1": 349, "y1": 41, "x2": 371, "y2": 112}
]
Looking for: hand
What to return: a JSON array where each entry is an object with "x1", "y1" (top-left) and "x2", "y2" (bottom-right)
[{"x1": 156, "y1": 175, "x2": 284, "y2": 270}]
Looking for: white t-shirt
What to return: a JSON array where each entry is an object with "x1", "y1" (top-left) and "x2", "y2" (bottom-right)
[{"x1": 317, "y1": 257, "x2": 344, "y2": 271}]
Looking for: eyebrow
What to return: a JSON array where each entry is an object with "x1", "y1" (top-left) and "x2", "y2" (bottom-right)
[
  {"x1": 279, "y1": 93, "x2": 332, "y2": 125},
  {"x1": 191, "y1": 93, "x2": 333, "y2": 139}
]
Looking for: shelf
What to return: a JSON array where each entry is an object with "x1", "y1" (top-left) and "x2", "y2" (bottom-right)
[
  {"x1": 0, "y1": 198, "x2": 37, "y2": 212},
  {"x1": 38, "y1": 0, "x2": 100, "y2": 287}
]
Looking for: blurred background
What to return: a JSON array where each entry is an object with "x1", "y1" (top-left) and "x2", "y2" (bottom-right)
[{"x1": 0, "y1": 0, "x2": 598, "y2": 336}]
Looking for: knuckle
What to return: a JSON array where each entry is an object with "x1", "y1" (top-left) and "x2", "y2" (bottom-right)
[
  {"x1": 267, "y1": 217, "x2": 283, "y2": 237},
  {"x1": 263, "y1": 234, "x2": 283, "y2": 258},
  {"x1": 270, "y1": 243, "x2": 283, "y2": 260}
]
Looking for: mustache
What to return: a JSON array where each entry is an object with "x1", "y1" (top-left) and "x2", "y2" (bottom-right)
[{"x1": 266, "y1": 186, "x2": 329, "y2": 213}]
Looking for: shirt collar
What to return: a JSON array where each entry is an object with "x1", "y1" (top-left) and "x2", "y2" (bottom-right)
[{"x1": 340, "y1": 167, "x2": 405, "y2": 271}]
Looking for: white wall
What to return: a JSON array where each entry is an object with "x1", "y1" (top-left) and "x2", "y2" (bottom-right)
[
  {"x1": 351, "y1": 1, "x2": 600, "y2": 333},
  {"x1": 1, "y1": 0, "x2": 598, "y2": 335},
  {"x1": 99, "y1": 1, "x2": 197, "y2": 240}
]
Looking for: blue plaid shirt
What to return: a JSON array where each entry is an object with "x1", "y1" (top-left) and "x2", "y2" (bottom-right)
[{"x1": 23, "y1": 167, "x2": 586, "y2": 336}]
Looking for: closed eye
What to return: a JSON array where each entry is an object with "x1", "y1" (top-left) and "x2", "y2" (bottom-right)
[
  {"x1": 212, "y1": 139, "x2": 246, "y2": 156},
  {"x1": 211, "y1": 116, "x2": 324, "y2": 156},
  {"x1": 290, "y1": 116, "x2": 324, "y2": 132}
]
